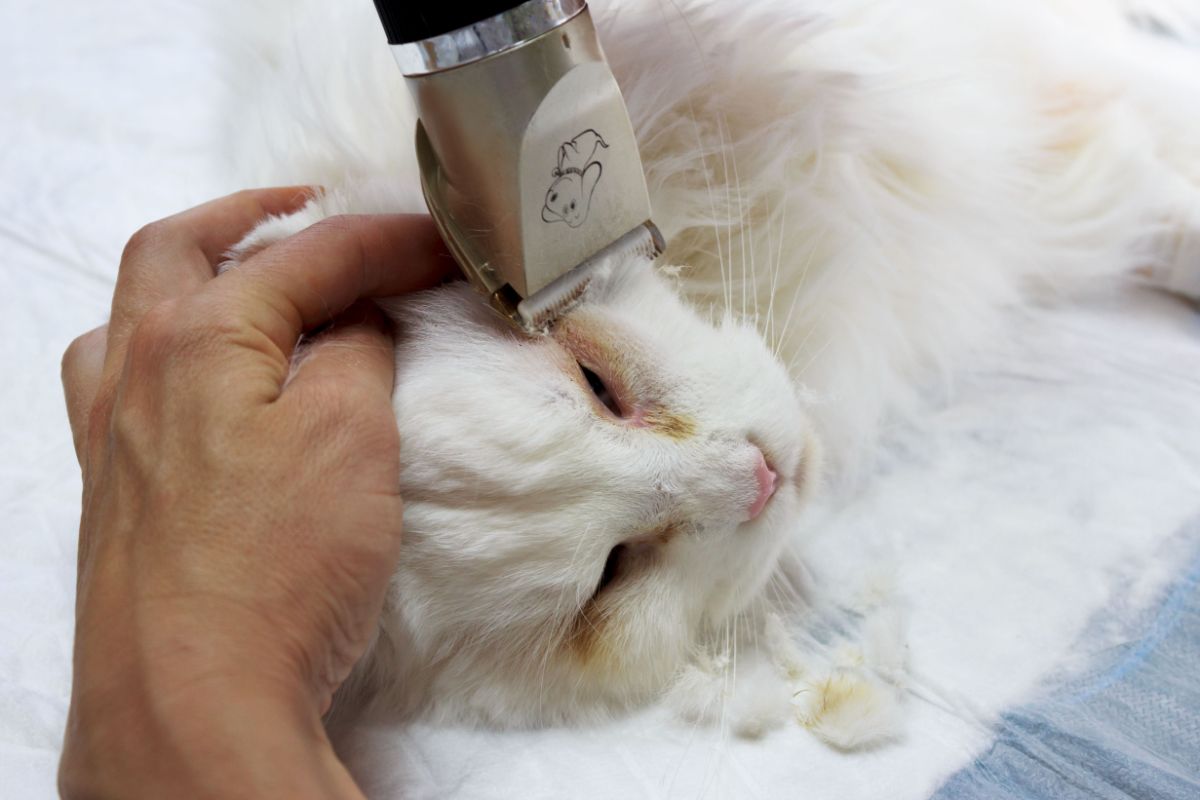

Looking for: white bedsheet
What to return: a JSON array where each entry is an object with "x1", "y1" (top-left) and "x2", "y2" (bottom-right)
[{"x1": 2, "y1": 2, "x2": 1198, "y2": 798}]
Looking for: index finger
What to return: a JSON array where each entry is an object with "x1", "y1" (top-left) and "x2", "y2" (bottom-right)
[
  {"x1": 210, "y1": 214, "x2": 456, "y2": 356},
  {"x1": 103, "y1": 187, "x2": 317, "y2": 381}
]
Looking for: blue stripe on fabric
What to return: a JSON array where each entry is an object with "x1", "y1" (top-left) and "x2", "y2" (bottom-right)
[{"x1": 931, "y1": 522, "x2": 1200, "y2": 800}]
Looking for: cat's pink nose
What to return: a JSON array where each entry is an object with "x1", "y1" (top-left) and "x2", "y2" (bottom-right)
[{"x1": 747, "y1": 448, "x2": 778, "y2": 521}]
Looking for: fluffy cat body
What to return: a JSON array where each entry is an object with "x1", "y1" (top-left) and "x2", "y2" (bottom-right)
[{"x1": 220, "y1": 0, "x2": 1200, "y2": 745}]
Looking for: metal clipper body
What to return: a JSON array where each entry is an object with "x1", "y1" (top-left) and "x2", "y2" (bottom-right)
[{"x1": 373, "y1": 0, "x2": 664, "y2": 332}]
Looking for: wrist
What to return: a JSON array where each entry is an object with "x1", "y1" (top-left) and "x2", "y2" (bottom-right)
[
  {"x1": 60, "y1": 675, "x2": 362, "y2": 800},
  {"x1": 61, "y1": 552, "x2": 362, "y2": 799}
]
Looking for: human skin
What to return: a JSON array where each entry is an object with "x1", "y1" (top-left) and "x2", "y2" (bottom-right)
[{"x1": 57, "y1": 188, "x2": 455, "y2": 799}]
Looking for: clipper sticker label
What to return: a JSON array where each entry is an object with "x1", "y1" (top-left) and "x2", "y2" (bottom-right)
[{"x1": 542, "y1": 129, "x2": 608, "y2": 228}]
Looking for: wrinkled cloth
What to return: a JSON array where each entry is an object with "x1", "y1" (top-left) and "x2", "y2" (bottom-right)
[{"x1": 935, "y1": 533, "x2": 1200, "y2": 799}]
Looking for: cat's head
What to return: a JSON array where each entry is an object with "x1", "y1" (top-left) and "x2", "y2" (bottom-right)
[
  {"x1": 541, "y1": 167, "x2": 601, "y2": 228},
  {"x1": 369, "y1": 258, "x2": 818, "y2": 725}
]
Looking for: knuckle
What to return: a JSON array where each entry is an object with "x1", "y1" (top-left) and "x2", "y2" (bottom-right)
[
  {"x1": 121, "y1": 219, "x2": 171, "y2": 261},
  {"x1": 137, "y1": 298, "x2": 184, "y2": 339},
  {"x1": 125, "y1": 299, "x2": 187, "y2": 360},
  {"x1": 126, "y1": 294, "x2": 266, "y2": 372},
  {"x1": 60, "y1": 332, "x2": 92, "y2": 377},
  {"x1": 108, "y1": 396, "x2": 147, "y2": 453}
]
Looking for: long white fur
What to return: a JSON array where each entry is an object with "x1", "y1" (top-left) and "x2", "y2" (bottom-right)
[{"x1": 220, "y1": 0, "x2": 1200, "y2": 747}]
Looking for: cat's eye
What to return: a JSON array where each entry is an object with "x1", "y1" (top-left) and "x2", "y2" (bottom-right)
[
  {"x1": 595, "y1": 543, "x2": 626, "y2": 596},
  {"x1": 569, "y1": 200, "x2": 577, "y2": 210},
  {"x1": 578, "y1": 362, "x2": 622, "y2": 417},
  {"x1": 550, "y1": 192, "x2": 558, "y2": 202}
]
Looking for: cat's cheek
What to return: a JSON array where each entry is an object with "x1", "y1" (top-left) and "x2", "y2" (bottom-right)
[
  {"x1": 561, "y1": 578, "x2": 691, "y2": 692},
  {"x1": 791, "y1": 433, "x2": 824, "y2": 506}
]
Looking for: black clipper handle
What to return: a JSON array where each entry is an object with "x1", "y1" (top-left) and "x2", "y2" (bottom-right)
[{"x1": 372, "y1": 1, "x2": 529, "y2": 44}]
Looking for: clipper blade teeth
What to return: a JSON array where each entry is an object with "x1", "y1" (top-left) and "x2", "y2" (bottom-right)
[
  {"x1": 520, "y1": 276, "x2": 593, "y2": 332},
  {"x1": 516, "y1": 222, "x2": 665, "y2": 334}
]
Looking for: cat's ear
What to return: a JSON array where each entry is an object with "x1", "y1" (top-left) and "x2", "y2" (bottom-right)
[
  {"x1": 581, "y1": 161, "x2": 603, "y2": 200},
  {"x1": 579, "y1": 130, "x2": 608, "y2": 164}
]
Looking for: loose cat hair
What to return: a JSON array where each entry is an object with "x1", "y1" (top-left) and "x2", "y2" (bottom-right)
[{"x1": 218, "y1": 0, "x2": 1200, "y2": 746}]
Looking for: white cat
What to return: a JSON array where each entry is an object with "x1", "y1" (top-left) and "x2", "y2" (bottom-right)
[{"x1": 221, "y1": 0, "x2": 1200, "y2": 747}]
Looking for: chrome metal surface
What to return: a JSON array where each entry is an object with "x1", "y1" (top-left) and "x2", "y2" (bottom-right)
[
  {"x1": 516, "y1": 221, "x2": 665, "y2": 332},
  {"x1": 393, "y1": 0, "x2": 586, "y2": 75},
  {"x1": 405, "y1": 4, "x2": 657, "y2": 329}
]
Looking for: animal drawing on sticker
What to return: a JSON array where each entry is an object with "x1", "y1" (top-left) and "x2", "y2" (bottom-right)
[{"x1": 542, "y1": 128, "x2": 608, "y2": 228}]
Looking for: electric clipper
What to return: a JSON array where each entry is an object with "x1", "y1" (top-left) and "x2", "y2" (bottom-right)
[{"x1": 371, "y1": 0, "x2": 665, "y2": 333}]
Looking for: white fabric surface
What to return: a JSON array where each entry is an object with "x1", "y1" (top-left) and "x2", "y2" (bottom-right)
[
  {"x1": 2, "y1": 2, "x2": 1198, "y2": 798},
  {"x1": 1, "y1": 1, "x2": 243, "y2": 794}
]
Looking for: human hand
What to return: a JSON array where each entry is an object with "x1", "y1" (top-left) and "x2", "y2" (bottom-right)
[{"x1": 58, "y1": 189, "x2": 453, "y2": 799}]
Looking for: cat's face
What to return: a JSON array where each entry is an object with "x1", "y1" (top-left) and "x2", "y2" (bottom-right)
[
  {"x1": 541, "y1": 168, "x2": 600, "y2": 228},
  {"x1": 374, "y1": 259, "x2": 817, "y2": 725}
]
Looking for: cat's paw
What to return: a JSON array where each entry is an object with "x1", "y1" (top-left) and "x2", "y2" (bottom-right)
[
  {"x1": 220, "y1": 196, "x2": 330, "y2": 273},
  {"x1": 219, "y1": 177, "x2": 427, "y2": 273}
]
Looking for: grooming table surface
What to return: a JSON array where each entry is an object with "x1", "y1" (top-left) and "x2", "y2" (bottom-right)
[{"x1": 2, "y1": 2, "x2": 1198, "y2": 797}]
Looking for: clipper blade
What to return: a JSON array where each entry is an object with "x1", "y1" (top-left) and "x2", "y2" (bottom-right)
[
  {"x1": 515, "y1": 221, "x2": 665, "y2": 334},
  {"x1": 391, "y1": 0, "x2": 665, "y2": 337}
]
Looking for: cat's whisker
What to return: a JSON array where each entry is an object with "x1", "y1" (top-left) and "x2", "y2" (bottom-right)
[
  {"x1": 765, "y1": 568, "x2": 805, "y2": 615},
  {"x1": 781, "y1": 279, "x2": 834, "y2": 380},
  {"x1": 771, "y1": 194, "x2": 792, "y2": 343},
  {"x1": 714, "y1": 111, "x2": 749, "y2": 323},
  {"x1": 764, "y1": 576, "x2": 787, "y2": 613},
  {"x1": 726, "y1": 126, "x2": 763, "y2": 330},
  {"x1": 704, "y1": 95, "x2": 737, "y2": 318},
  {"x1": 683, "y1": 97, "x2": 730, "y2": 306},
  {"x1": 713, "y1": 615, "x2": 729, "y2": 744},
  {"x1": 772, "y1": 286, "x2": 805, "y2": 363},
  {"x1": 753, "y1": 594, "x2": 769, "y2": 657},
  {"x1": 764, "y1": 195, "x2": 787, "y2": 348},
  {"x1": 791, "y1": 335, "x2": 834, "y2": 379},
  {"x1": 774, "y1": 220, "x2": 825, "y2": 353},
  {"x1": 649, "y1": 0, "x2": 736, "y2": 323}
]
